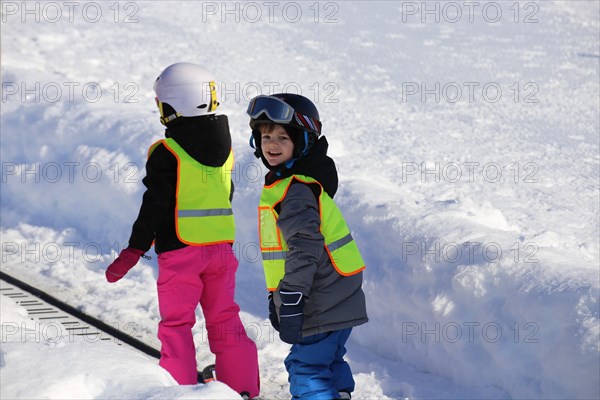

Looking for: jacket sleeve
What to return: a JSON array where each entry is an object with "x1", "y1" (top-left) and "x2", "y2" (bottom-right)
[
  {"x1": 276, "y1": 182, "x2": 324, "y2": 298},
  {"x1": 128, "y1": 144, "x2": 177, "y2": 251}
]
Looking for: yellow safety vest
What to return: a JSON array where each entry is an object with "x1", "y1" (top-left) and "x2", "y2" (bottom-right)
[
  {"x1": 259, "y1": 175, "x2": 365, "y2": 291},
  {"x1": 149, "y1": 138, "x2": 235, "y2": 245}
]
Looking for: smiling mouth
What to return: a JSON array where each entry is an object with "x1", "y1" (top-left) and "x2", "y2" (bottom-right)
[{"x1": 266, "y1": 151, "x2": 282, "y2": 157}]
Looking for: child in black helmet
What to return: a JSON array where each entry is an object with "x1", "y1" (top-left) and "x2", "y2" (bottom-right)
[{"x1": 248, "y1": 93, "x2": 368, "y2": 400}]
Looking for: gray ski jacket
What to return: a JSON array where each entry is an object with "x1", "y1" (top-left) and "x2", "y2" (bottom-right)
[{"x1": 272, "y1": 181, "x2": 368, "y2": 337}]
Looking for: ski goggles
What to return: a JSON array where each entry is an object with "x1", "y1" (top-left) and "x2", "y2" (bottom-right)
[
  {"x1": 247, "y1": 95, "x2": 321, "y2": 135},
  {"x1": 247, "y1": 95, "x2": 294, "y2": 124}
]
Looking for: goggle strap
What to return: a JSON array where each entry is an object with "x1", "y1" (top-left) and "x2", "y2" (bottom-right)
[{"x1": 294, "y1": 113, "x2": 321, "y2": 135}]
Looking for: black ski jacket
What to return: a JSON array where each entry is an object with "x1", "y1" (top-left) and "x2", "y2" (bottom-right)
[{"x1": 128, "y1": 115, "x2": 232, "y2": 254}]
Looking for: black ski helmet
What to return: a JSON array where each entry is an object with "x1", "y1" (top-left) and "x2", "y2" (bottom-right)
[{"x1": 248, "y1": 93, "x2": 322, "y2": 159}]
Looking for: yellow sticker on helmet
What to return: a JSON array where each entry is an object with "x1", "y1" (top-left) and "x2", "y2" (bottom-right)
[{"x1": 208, "y1": 81, "x2": 218, "y2": 112}]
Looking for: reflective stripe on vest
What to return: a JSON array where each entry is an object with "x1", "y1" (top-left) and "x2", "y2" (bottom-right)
[
  {"x1": 149, "y1": 138, "x2": 235, "y2": 245},
  {"x1": 178, "y1": 209, "x2": 233, "y2": 217},
  {"x1": 258, "y1": 174, "x2": 365, "y2": 291}
]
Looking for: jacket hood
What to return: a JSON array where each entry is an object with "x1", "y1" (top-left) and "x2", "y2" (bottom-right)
[
  {"x1": 165, "y1": 114, "x2": 231, "y2": 167},
  {"x1": 265, "y1": 136, "x2": 338, "y2": 198}
]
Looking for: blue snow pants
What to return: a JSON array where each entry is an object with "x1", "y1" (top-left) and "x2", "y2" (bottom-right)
[{"x1": 284, "y1": 328, "x2": 355, "y2": 400}]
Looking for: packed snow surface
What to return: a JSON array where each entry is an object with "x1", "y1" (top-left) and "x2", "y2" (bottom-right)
[{"x1": 1, "y1": 1, "x2": 598, "y2": 399}]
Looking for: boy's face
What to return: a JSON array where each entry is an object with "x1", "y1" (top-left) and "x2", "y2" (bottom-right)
[{"x1": 260, "y1": 124, "x2": 294, "y2": 166}]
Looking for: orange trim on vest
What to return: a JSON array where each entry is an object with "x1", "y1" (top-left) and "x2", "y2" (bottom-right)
[
  {"x1": 147, "y1": 139, "x2": 164, "y2": 159},
  {"x1": 326, "y1": 245, "x2": 366, "y2": 276}
]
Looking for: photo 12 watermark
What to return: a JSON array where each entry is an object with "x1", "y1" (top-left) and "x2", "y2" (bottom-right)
[
  {"x1": 1, "y1": 240, "x2": 126, "y2": 264},
  {"x1": 401, "y1": 320, "x2": 540, "y2": 344},
  {"x1": 2, "y1": 161, "x2": 141, "y2": 185},
  {"x1": 219, "y1": 81, "x2": 340, "y2": 104},
  {"x1": 399, "y1": 1, "x2": 540, "y2": 24},
  {"x1": 1, "y1": 1, "x2": 140, "y2": 24},
  {"x1": 199, "y1": 1, "x2": 340, "y2": 23},
  {"x1": 1, "y1": 81, "x2": 140, "y2": 104},
  {"x1": 399, "y1": 81, "x2": 540, "y2": 104},
  {"x1": 401, "y1": 240, "x2": 540, "y2": 265},
  {"x1": 400, "y1": 161, "x2": 540, "y2": 184}
]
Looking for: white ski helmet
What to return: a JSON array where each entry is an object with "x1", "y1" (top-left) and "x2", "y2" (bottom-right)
[{"x1": 153, "y1": 62, "x2": 219, "y2": 125}]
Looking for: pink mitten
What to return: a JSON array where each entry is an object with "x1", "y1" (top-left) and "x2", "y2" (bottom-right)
[{"x1": 105, "y1": 248, "x2": 144, "y2": 283}]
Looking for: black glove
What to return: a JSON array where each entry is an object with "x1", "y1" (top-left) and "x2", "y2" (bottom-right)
[
  {"x1": 278, "y1": 290, "x2": 305, "y2": 344},
  {"x1": 268, "y1": 292, "x2": 280, "y2": 331}
]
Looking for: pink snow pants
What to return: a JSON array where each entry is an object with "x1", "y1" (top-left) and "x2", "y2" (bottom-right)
[{"x1": 156, "y1": 244, "x2": 259, "y2": 397}]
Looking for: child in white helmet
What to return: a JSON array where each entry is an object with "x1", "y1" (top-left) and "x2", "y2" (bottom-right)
[{"x1": 106, "y1": 63, "x2": 260, "y2": 399}]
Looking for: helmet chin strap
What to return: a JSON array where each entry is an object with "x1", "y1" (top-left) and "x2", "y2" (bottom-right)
[
  {"x1": 275, "y1": 159, "x2": 296, "y2": 177},
  {"x1": 275, "y1": 131, "x2": 311, "y2": 177},
  {"x1": 250, "y1": 129, "x2": 314, "y2": 176},
  {"x1": 301, "y1": 131, "x2": 310, "y2": 155},
  {"x1": 249, "y1": 132, "x2": 262, "y2": 159}
]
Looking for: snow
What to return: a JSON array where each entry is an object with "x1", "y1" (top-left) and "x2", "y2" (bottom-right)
[
  {"x1": 1, "y1": 1, "x2": 599, "y2": 399},
  {"x1": 0, "y1": 293, "x2": 242, "y2": 399}
]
